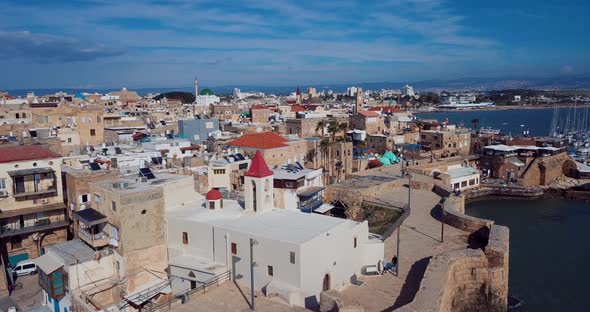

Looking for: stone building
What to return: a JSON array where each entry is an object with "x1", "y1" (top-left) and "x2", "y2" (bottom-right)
[
  {"x1": 68, "y1": 173, "x2": 195, "y2": 308},
  {"x1": 419, "y1": 128, "x2": 471, "y2": 158},
  {"x1": 350, "y1": 111, "x2": 384, "y2": 134},
  {"x1": 0, "y1": 145, "x2": 68, "y2": 294},
  {"x1": 250, "y1": 105, "x2": 272, "y2": 123},
  {"x1": 479, "y1": 144, "x2": 569, "y2": 186},
  {"x1": 285, "y1": 117, "x2": 325, "y2": 138}
]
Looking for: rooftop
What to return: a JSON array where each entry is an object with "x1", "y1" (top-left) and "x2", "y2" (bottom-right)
[
  {"x1": 446, "y1": 165, "x2": 480, "y2": 179},
  {"x1": 0, "y1": 145, "x2": 61, "y2": 163},
  {"x1": 227, "y1": 132, "x2": 289, "y2": 149},
  {"x1": 168, "y1": 200, "x2": 354, "y2": 244}
]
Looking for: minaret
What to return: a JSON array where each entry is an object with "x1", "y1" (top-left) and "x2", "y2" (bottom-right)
[
  {"x1": 244, "y1": 151, "x2": 274, "y2": 213},
  {"x1": 355, "y1": 87, "x2": 363, "y2": 114},
  {"x1": 194, "y1": 77, "x2": 199, "y2": 97},
  {"x1": 296, "y1": 87, "x2": 302, "y2": 104}
]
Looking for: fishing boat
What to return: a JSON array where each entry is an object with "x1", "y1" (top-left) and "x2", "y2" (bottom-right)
[{"x1": 479, "y1": 127, "x2": 500, "y2": 135}]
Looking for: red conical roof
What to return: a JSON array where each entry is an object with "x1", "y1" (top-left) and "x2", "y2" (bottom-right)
[
  {"x1": 206, "y1": 189, "x2": 223, "y2": 200},
  {"x1": 245, "y1": 151, "x2": 274, "y2": 178}
]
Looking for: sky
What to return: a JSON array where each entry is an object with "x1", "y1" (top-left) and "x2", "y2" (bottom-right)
[{"x1": 1, "y1": 0, "x2": 589, "y2": 89}]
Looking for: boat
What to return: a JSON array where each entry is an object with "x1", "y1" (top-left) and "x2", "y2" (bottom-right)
[{"x1": 479, "y1": 127, "x2": 500, "y2": 135}]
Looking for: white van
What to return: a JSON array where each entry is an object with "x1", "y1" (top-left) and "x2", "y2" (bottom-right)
[{"x1": 13, "y1": 260, "x2": 37, "y2": 276}]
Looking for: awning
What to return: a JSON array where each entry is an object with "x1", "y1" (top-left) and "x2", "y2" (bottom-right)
[
  {"x1": 315, "y1": 203, "x2": 334, "y2": 214},
  {"x1": 74, "y1": 208, "x2": 108, "y2": 226},
  {"x1": 297, "y1": 186, "x2": 324, "y2": 198},
  {"x1": 7, "y1": 167, "x2": 54, "y2": 177},
  {"x1": 35, "y1": 253, "x2": 64, "y2": 274}
]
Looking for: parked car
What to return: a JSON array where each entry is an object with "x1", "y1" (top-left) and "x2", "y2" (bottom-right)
[{"x1": 13, "y1": 260, "x2": 37, "y2": 276}]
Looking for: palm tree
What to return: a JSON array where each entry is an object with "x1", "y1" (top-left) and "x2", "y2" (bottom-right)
[
  {"x1": 471, "y1": 118, "x2": 480, "y2": 129},
  {"x1": 316, "y1": 120, "x2": 328, "y2": 137},
  {"x1": 320, "y1": 138, "x2": 331, "y2": 184},
  {"x1": 327, "y1": 120, "x2": 349, "y2": 142}
]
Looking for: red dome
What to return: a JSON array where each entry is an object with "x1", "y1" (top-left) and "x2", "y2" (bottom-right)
[{"x1": 206, "y1": 189, "x2": 222, "y2": 200}]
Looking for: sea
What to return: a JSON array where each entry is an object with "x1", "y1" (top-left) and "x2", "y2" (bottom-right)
[
  {"x1": 415, "y1": 108, "x2": 556, "y2": 137},
  {"x1": 467, "y1": 198, "x2": 590, "y2": 312}
]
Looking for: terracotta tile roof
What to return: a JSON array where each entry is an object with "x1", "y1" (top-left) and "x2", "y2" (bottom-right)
[
  {"x1": 228, "y1": 132, "x2": 289, "y2": 149},
  {"x1": 285, "y1": 100, "x2": 297, "y2": 105},
  {"x1": 358, "y1": 111, "x2": 380, "y2": 117},
  {"x1": 245, "y1": 150, "x2": 273, "y2": 178},
  {"x1": 0, "y1": 145, "x2": 61, "y2": 163},
  {"x1": 206, "y1": 189, "x2": 223, "y2": 200},
  {"x1": 251, "y1": 104, "x2": 268, "y2": 110},
  {"x1": 291, "y1": 105, "x2": 306, "y2": 112}
]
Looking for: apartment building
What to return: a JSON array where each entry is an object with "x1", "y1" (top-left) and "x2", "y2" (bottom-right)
[{"x1": 0, "y1": 146, "x2": 68, "y2": 293}]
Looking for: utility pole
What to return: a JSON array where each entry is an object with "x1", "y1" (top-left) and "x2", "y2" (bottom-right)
[
  {"x1": 440, "y1": 199, "x2": 445, "y2": 243},
  {"x1": 250, "y1": 238, "x2": 258, "y2": 311}
]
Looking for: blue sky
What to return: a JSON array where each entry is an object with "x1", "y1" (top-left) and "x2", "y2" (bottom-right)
[{"x1": 1, "y1": 0, "x2": 588, "y2": 89}]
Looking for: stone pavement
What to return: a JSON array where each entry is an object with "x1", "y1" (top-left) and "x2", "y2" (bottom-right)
[
  {"x1": 340, "y1": 187, "x2": 470, "y2": 312},
  {"x1": 171, "y1": 282, "x2": 309, "y2": 312}
]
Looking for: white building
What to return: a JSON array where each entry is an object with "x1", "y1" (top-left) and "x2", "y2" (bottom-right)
[
  {"x1": 35, "y1": 240, "x2": 116, "y2": 312},
  {"x1": 165, "y1": 151, "x2": 384, "y2": 308},
  {"x1": 401, "y1": 85, "x2": 415, "y2": 97},
  {"x1": 207, "y1": 152, "x2": 251, "y2": 191},
  {"x1": 447, "y1": 164, "x2": 480, "y2": 191},
  {"x1": 272, "y1": 163, "x2": 324, "y2": 211}
]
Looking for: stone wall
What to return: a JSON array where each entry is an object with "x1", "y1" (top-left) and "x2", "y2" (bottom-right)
[
  {"x1": 395, "y1": 189, "x2": 509, "y2": 312},
  {"x1": 520, "y1": 153, "x2": 570, "y2": 186},
  {"x1": 396, "y1": 225, "x2": 509, "y2": 312}
]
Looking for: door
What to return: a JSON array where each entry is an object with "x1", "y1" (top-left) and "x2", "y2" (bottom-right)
[
  {"x1": 34, "y1": 174, "x2": 42, "y2": 192},
  {"x1": 323, "y1": 274, "x2": 331, "y2": 291},
  {"x1": 14, "y1": 176, "x2": 25, "y2": 194}
]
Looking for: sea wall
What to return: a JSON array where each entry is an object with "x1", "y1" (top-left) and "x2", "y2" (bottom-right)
[
  {"x1": 395, "y1": 189, "x2": 509, "y2": 312},
  {"x1": 396, "y1": 224, "x2": 509, "y2": 312}
]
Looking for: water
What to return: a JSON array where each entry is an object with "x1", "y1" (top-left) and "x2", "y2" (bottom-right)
[
  {"x1": 416, "y1": 109, "x2": 554, "y2": 136},
  {"x1": 466, "y1": 198, "x2": 590, "y2": 312}
]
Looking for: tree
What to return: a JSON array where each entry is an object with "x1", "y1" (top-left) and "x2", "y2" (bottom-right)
[
  {"x1": 471, "y1": 118, "x2": 480, "y2": 129},
  {"x1": 209, "y1": 104, "x2": 215, "y2": 117},
  {"x1": 316, "y1": 120, "x2": 328, "y2": 137}
]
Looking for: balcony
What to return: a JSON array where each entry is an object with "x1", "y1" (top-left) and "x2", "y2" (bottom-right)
[
  {"x1": 73, "y1": 208, "x2": 112, "y2": 248},
  {"x1": 79, "y1": 227, "x2": 110, "y2": 248},
  {"x1": 7, "y1": 168, "x2": 58, "y2": 200},
  {"x1": 297, "y1": 187, "x2": 325, "y2": 213},
  {"x1": 0, "y1": 206, "x2": 68, "y2": 238}
]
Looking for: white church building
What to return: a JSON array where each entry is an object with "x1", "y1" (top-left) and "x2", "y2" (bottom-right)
[{"x1": 165, "y1": 151, "x2": 384, "y2": 308}]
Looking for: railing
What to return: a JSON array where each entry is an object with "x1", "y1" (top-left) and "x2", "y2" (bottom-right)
[
  {"x1": 78, "y1": 228, "x2": 110, "y2": 248},
  {"x1": 299, "y1": 197, "x2": 324, "y2": 213},
  {"x1": 141, "y1": 270, "x2": 232, "y2": 312},
  {"x1": 465, "y1": 186, "x2": 543, "y2": 199}
]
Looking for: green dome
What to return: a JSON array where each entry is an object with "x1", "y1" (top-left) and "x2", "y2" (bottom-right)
[
  {"x1": 200, "y1": 88, "x2": 214, "y2": 96},
  {"x1": 378, "y1": 156, "x2": 392, "y2": 166}
]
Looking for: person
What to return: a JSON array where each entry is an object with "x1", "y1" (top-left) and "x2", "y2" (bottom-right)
[{"x1": 391, "y1": 256, "x2": 398, "y2": 270}]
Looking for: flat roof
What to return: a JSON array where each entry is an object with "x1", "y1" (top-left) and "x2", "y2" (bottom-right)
[
  {"x1": 168, "y1": 201, "x2": 355, "y2": 244},
  {"x1": 46, "y1": 240, "x2": 102, "y2": 266},
  {"x1": 447, "y1": 165, "x2": 480, "y2": 179}
]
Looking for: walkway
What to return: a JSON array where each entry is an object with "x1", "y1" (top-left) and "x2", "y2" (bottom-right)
[
  {"x1": 340, "y1": 187, "x2": 470, "y2": 312},
  {"x1": 171, "y1": 282, "x2": 308, "y2": 312}
]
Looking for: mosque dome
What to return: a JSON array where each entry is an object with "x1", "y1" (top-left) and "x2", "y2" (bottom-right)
[
  {"x1": 206, "y1": 189, "x2": 222, "y2": 200},
  {"x1": 200, "y1": 89, "x2": 214, "y2": 96}
]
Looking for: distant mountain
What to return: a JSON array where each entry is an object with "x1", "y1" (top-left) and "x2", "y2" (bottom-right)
[{"x1": 5, "y1": 75, "x2": 590, "y2": 97}]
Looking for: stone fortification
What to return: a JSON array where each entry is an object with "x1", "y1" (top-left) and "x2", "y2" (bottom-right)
[{"x1": 396, "y1": 225, "x2": 509, "y2": 312}]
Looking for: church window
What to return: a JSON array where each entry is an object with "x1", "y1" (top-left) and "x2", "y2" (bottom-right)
[{"x1": 182, "y1": 232, "x2": 188, "y2": 244}]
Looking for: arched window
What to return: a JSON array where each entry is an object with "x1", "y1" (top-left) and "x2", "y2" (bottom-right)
[{"x1": 251, "y1": 180, "x2": 257, "y2": 212}]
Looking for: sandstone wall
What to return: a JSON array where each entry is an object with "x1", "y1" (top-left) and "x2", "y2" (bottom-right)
[{"x1": 396, "y1": 225, "x2": 509, "y2": 312}]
